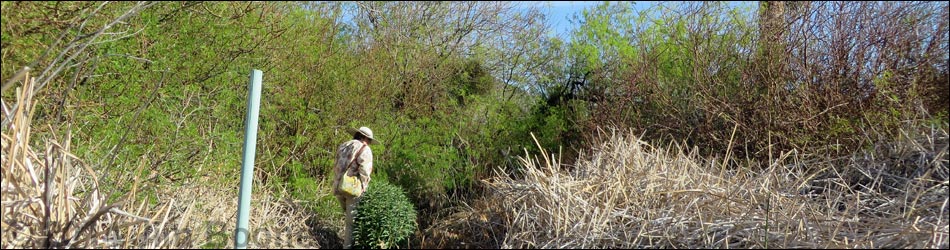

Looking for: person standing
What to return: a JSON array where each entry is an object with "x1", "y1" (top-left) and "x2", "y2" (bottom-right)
[{"x1": 332, "y1": 126, "x2": 377, "y2": 249}]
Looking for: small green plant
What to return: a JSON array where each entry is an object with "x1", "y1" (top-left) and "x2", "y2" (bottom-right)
[{"x1": 352, "y1": 180, "x2": 418, "y2": 249}]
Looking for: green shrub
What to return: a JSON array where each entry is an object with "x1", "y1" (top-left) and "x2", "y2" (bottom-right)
[{"x1": 352, "y1": 180, "x2": 418, "y2": 249}]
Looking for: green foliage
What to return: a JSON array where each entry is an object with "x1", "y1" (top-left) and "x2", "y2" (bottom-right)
[
  {"x1": 292, "y1": 174, "x2": 344, "y2": 222},
  {"x1": 526, "y1": 99, "x2": 582, "y2": 155},
  {"x1": 449, "y1": 59, "x2": 494, "y2": 106},
  {"x1": 373, "y1": 114, "x2": 468, "y2": 205},
  {"x1": 201, "y1": 222, "x2": 230, "y2": 249},
  {"x1": 6, "y1": 2, "x2": 944, "y2": 248},
  {"x1": 2, "y1": 3, "x2": 546, "y2": 221},
  {"x1": 570, "y1": 1, "x2": 637, "y2": 72},
  {"x1": 353, "y1": 180, "x2": 418, "y2": 249}
]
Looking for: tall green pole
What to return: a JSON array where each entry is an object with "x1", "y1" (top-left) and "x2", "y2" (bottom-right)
[{"x1": 236, "y1": 69, "x2": 262, "y2": 249}]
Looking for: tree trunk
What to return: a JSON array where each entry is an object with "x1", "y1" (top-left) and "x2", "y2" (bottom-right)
[{"x1": 758, "y1": 1, "x2": 787, "y2": 80}]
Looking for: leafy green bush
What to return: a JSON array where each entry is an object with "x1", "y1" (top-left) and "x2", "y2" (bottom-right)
[{"x1": 353, "y1": 180, "x2": 418, "y2": 249}]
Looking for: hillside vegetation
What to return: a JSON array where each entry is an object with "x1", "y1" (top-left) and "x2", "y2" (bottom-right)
[{"x1": 2, "y1": 1, "x2": 947, "y2": 248}]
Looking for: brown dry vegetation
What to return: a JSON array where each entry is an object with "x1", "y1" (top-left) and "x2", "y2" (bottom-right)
[{"x1": 425, "y1": 128, "x2": 948, "y2": 248}]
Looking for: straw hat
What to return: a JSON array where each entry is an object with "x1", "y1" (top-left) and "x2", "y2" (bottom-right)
[{"x1": 347, "y1": 126, "x2": 378, "y2": 144}]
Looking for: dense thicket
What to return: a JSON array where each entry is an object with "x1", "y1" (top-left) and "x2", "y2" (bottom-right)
[{"x1": 2, "y1": 1, "x2": 947, "y2": 248}]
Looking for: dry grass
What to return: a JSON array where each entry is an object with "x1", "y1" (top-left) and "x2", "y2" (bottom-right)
[
  {"x1": 428, "y1": 127, "x2": 948, "y2": 248},
  {"x1": 2, "y1": 73, "x2": 321, "y2": 248}
]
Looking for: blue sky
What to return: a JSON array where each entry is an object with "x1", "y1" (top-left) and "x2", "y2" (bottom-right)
[
  {"x1": 333, "y1": 1, "x2": 757, "y2": 39},
  {"x1": 530, "y1": 1, "x2": 601, "y2": 32},
  {"x1": 526, "y1": 1, "x2": 658, "y2": 38},
  {"x1": 527, "y1": 1, "x2": 758, "y2": 38}
]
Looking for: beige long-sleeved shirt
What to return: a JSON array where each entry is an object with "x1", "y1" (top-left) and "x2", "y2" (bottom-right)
[{"x1": 332, "y1": 139, "x2": 373, "y2": 195}]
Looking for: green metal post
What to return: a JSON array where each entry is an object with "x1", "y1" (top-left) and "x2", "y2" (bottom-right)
[{"x1": 236, "y1": 69, "x2": 262, "y2": 249}]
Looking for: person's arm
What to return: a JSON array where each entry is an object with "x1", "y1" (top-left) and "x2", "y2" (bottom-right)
[
  {"x1": 358, "y1": 147, "x2": 374, "y2": 191},
  {"x1": 331, "y1": 142, "x2": 352, "y2": 195}
]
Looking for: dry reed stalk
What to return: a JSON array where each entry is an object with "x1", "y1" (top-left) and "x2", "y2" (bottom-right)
[{"x1": 477, "y1": 128, "x2": 947, "y2": 249}]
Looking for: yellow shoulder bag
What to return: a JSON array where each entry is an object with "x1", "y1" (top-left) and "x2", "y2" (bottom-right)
[{"x1": 338, "y1": 143, "x2": 368, "y2": 197}]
